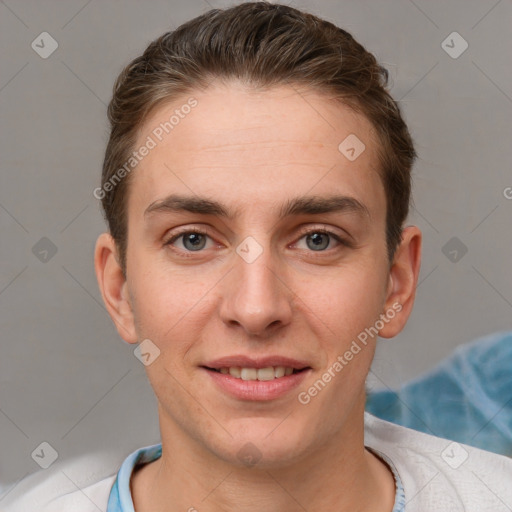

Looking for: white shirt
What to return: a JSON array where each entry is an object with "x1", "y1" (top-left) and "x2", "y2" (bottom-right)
[{"x1": 2, "y1": 413, "x2": 511, "y2": 511}]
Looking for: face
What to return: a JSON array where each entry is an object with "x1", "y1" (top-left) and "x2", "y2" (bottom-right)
[{"x1": 96, "y1": 81, "x2": 420, "y2": 468}]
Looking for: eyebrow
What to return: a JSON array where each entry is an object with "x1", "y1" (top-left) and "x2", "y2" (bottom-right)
[{"x1": 144, "y1": 193, "x2": 370, "y2": 220}]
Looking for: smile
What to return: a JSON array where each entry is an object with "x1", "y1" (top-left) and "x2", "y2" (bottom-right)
[
  {"x1": 202, "y1": 366, "x2": 312, "y2": 401},
  {"x1": 208, "y1": 366, "x2": 304, "y2": 381}
]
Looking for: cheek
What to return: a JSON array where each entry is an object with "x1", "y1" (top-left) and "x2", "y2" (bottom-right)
[
  {"x1": 297, "y1": 262, "x2": 388, "y2": 341},
  {"x1": 128, "y1": 260, "x2": 209, "y2": 354}
]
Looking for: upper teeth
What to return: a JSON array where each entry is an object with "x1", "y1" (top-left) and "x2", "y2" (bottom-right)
[{"x1": 219, "y1": 366, "x2": 295, "y2": 380}]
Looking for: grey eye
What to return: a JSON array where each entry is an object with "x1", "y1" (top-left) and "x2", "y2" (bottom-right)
[
  {"x1": 182, "y1": 232, "x2": 207, "y2": 251},
  {"x1": 306, "y1": 232, "x2": 330, "y2": 251}
]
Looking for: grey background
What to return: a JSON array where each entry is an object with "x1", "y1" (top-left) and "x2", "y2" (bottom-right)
[{"x1": 1, "y1": 0, "x2": 511, "y2": 495}]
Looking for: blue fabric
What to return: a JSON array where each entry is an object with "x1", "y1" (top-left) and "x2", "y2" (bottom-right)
[
  {"x1": 107, "y1": 443, "x2": 162, "y2": 512},
  {"x1": 107, "y1": 443, "x2": 405, "y2": 511},
  {"x1": 368, "y1": 447, "x2": 406, "y2": 512},
  {"x1": 366, "y1": 330, "x2": 512, "y2": 456}
]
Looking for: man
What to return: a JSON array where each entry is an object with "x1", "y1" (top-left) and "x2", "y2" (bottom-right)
[{"x1": 4, "y1": 2, "x2": 511, "y2": 511}]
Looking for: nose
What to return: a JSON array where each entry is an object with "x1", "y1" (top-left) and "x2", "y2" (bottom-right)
[{"x1": 219, "y1": 243, "x2": 293, "y2": 338}]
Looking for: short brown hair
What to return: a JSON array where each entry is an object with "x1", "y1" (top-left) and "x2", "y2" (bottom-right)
[{"x1": 100, "y1": 1, "x2": 416, "y2": 273}]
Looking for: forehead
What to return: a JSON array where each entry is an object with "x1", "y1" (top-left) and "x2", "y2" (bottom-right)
[{"x1": 128, "y1": 82, "x2": 384, "y2": 220}]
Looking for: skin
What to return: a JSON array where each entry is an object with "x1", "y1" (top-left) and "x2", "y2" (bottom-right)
[{"x1": 95, "y1": 81, "x2": 421, "y2": 512}]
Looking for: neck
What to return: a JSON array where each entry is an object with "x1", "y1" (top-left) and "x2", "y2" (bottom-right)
[{"x1": 131, "y1": 407, "x2": 396, "y2": 512}]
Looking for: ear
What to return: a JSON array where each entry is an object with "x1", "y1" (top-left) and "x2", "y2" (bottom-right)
[
  {"x1": 94, "y1": 232, "x2": 138, "y2": 344},
  {"x1": 379, "y1": 226, "x2": 422, "y2": 338}
]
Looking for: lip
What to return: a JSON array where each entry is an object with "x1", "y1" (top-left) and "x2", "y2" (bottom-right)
[
  {"x1": 202, "y1": 355, "x2": 311, "y2": 370},
  {"x1": 203, "y1": 366, "x2": 312, "y2": 401}
]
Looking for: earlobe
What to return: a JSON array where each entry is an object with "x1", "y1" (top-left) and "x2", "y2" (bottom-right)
[
  {"x1": 94, "y1": 233, "x2": 138, "y2": 344},
  {"x1": 379, "y1": 226, "x2": 422, "y2": 339}
]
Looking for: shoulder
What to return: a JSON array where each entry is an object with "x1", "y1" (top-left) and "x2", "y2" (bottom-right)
[
  {"x1": 1, "y1": 449, "x2": 125, "y2": 512},
  {"x1": 366, "y1": 330, "x2": 512, "y2": 455},
  {"x1": 364, "y1": 412, "x2": 512, "y2": 512}
]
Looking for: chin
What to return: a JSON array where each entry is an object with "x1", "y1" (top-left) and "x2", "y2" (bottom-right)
[{"x1": 209, "y1": 421, "x2": 311, "y2": 469}]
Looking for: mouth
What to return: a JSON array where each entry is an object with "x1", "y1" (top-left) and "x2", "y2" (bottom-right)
[
  {"x1": 202, "y1": 366, "x2": 310, "y2": 381},
  {"x1": 200, "y1": 356, "x2": 313, "y2": 400},
  {"x1": 201, "y1": 360, "x2": 312, "y2": 401}
]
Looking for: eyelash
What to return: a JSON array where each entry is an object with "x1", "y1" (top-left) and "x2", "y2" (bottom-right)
[{"x1": 163, "y1": 226, "x2": 351, "y2": 256}]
